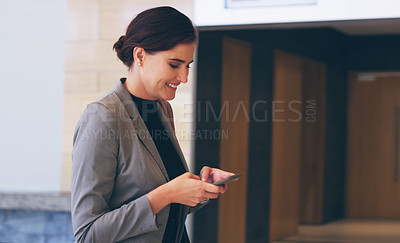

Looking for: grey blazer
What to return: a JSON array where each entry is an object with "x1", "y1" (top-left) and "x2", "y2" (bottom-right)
[{"x1": 71, "y1": 80, "x2": 202, "y2": 242}]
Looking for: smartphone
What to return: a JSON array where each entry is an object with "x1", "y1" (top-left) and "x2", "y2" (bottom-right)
[{"x1": 212, "y1": 173, "x2": 242, "y2": 186}]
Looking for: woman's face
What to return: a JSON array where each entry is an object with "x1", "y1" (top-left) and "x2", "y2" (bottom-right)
[{"x1": 138, "y1": 42, "x2": 195, "y2": 100}]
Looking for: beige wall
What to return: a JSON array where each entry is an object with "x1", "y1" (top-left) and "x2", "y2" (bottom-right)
[{"x1": 62, "y1": 0, "x2": 195, "y2": 192}]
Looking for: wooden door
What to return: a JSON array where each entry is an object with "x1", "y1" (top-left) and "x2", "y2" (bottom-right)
[
  {"x1": 347, "y1": 72, "x2": 400, "y2": 219},
  {"x1": 218, "y1": 37, "x2": 251, "y2": 243}
]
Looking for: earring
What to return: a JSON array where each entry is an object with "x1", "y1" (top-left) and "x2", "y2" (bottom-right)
[{"x1": 137, "y1": 62, "x2": 141, "y2": 66}]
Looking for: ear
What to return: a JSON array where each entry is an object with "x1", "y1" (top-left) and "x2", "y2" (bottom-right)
[{"x1": 133, "y1": 47, "x2": 145, "y2": 65}]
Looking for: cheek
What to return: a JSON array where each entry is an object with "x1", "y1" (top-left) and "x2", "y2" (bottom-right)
[
  {"x1": 144, "y1": 67, "x2": 162, "y2": 83},
  {"x1": 155, "y1": 67, "x2": 176, "y2": 83},
  {"x1": 143, "y1": 64, "x2": 176, "y2": 85}
]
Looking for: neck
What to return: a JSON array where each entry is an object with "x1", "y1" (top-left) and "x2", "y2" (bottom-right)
[{"x1": 124, "y1": 68, "x2": 157, "y2": 100}]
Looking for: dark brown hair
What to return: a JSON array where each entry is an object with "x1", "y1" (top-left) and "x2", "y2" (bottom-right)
[{"x1": 113, "y1": 6, "x2": 198, "y2": 68}]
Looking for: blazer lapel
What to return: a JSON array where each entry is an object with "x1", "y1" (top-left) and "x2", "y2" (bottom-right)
[
  {"x1": 157, "y1": 104, "x2": 189, "y2": 172},
  {"x1": 113, "y1": 79, "x2": 169, "y2": 181}
]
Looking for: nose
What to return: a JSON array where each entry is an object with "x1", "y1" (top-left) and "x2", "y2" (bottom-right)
[{"x1": 176, "y1": 68, "x2": 189, "y2": 83}]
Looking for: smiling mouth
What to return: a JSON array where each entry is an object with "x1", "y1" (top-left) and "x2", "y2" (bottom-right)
[{"x1": 166, "y1": 83, "x2": 178, "y2": 89}]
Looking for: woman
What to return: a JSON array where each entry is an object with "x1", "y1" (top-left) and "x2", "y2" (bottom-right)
[{"x1": 71, "y1": 6, "x2": 235, "y2": 243}]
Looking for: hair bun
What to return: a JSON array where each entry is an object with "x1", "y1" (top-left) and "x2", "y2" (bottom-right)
[
  {"x1": 113, "y1": 35, "x2": 126, "y2": 63},
  {"x1": 113, "y1": 35, "x2": 125, "y2": 50}
]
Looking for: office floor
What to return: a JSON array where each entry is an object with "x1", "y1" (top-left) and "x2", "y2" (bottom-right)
[
  {"x1": 0, "y1": 209, "x2": 74, "y2": 243},
  {"x1": 1, "y1": 210, "x2": 399, "y2": 243},
  {"x1": 275, "y1": 219, "x2": 400, "y2": 243}
]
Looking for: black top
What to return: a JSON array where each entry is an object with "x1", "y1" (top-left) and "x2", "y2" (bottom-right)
[{"x1": 130, "y1": 94, "x2": 189, "y2": 243}]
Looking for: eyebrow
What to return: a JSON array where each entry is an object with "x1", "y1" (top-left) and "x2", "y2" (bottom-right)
[{"x1": 168, "y1": 58, "x2": 194, "y2": 64}]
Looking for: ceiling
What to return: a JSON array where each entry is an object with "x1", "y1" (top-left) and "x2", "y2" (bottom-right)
[{"x1": 200, "y1": 18, "x2": 400, "y2": 36}]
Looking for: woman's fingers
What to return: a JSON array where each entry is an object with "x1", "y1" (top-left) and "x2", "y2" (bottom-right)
[
  {"x1": 203, "y1": 181, "x2": 222, "y2": 193},
  {"x1": 200, "y1": 166, "x2": 211, "y2": 182},
  {"x1": 220, "y1": 184, "x2": 228, "y2": 194},
  {"x1": 167, "y1": 172, "x2": 228, "y2": 206},
  {"x1": 205, "y1": 191, "x2": 220, "y2": 199},
  {"x1": 190, "y1": 179, "x2": 221, "y2": 203},
  {"x1": 210, "y1": 169, "x2": 235, "y2": 182}
]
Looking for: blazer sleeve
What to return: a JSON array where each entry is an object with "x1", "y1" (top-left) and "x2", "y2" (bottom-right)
[{"x1": 71, "y1": 103, "x2": 158, "y2": 243}]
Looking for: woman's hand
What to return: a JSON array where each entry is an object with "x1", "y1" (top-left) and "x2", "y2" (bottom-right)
[
  {"x1": 166, "y1": 172, "x2": 222, "y2": 206},
  {"x1": 148, "y1": 172, "x2": 223, "y2": 214},
  {"x1": 200, "y1": 166, "x2": 236, "y2": 194}
]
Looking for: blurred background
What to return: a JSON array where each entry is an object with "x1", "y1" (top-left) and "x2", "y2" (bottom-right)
[{"x1": 1, "y1": 0, "x2": 400, "y2": 242}]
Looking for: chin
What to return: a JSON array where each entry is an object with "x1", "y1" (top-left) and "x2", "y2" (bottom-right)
[
  {"x1": 164, "y1": 92, "x2": 176, "y2": 101},
  {"x1": 165, "y1": 95, "x2": 176, "y2": 101}
]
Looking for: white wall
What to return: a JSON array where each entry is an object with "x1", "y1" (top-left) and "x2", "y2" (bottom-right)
[
  {"x1": 0, "y1": 0, "x2": 66, "y2": 192},
  {"x1": 194, "y1": 0, "x2": 400, "y2": 27},
  {"x1": 349, "y1": 0, "x2": 400, "y2": 20}
]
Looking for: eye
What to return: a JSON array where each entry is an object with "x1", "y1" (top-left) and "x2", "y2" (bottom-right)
[
  {"x1": 186, "y1": 64, "x2": 192, "y2": 69},
  {"x1": 169, "y1": 64, "x2": 179, "y2": 69}
]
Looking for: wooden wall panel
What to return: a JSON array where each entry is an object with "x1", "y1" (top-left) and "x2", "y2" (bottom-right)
[
  {"x1": 299, "y1": 58, "x2": 326, "y2": 224},
  {"x1": 270, "y1": 49, "x2": 326, "y2": 240},
  {"x1": 270, "y1": 50, "x2": 303, "y2": 241},
  {"x1": 218, "y1": 37, "x2": 251, "y2": 243}
]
